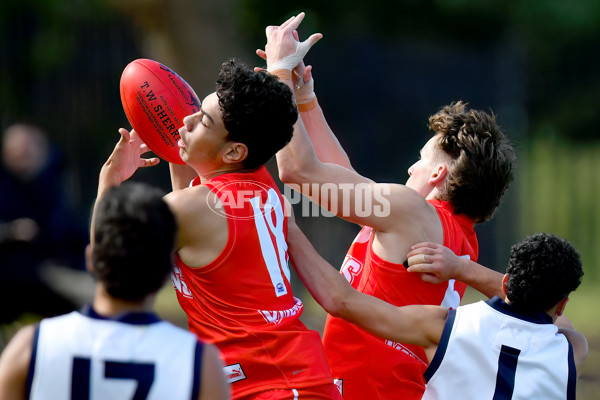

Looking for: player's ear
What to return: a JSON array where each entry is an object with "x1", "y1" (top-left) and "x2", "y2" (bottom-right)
[
  {"x1": 556, "y1": 297, "x2": 569, "y2": 316},
  {"x1": 428, "y1": 163, "x2": 448, "y2": 185},
  {"x1": 85, "y1": 244, "x2": 95, "y2": 273},
  {"x1": 223, "y1": 142, "x2": 248, "y2": 164},
  {"x1": 501, "y1": 273, "x2": 509, "y2": 295}
]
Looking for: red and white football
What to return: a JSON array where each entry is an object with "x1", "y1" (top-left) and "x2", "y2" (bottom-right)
[{"x1": 120, "y1": 58, "x2": 201, "y2": 164}]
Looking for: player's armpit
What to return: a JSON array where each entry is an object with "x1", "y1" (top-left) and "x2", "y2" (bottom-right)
[{"x1": 0, "y1": 324, "x2": 36, "y2": 400}]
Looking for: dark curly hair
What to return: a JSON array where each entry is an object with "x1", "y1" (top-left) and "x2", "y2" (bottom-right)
[
  {"x1": 216, "y1": 60, "x2": 297, "y2": 170},
  {"x1": 92, "y1": 182, "x2": 177, "y2": 301},
  {"x1": 429, "y1": 101, "x2": 516, "y2": 223},
  {"x1": 505, "y1": 233, "x2": 583, "y2": 315}
]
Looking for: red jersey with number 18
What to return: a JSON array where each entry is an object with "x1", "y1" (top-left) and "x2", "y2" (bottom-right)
[{"x1": 172, "y1": 166, "x2": 333, "y2": 399}]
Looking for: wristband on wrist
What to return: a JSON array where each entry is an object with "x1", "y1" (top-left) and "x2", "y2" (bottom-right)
[{"x1": 297, "y1": 97, "x2": 317, "y2": 112}]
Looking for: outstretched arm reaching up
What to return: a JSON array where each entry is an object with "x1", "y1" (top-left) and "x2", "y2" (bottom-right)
[
  {"x1": 259, "y1": 48, "x2": 353, "y2": 170},
  {"x1": 286, "y1": 209, "x2": 445, "y2": 357},
  {"x1": 257, "y1": 18, "x2": 351, "y2": 169},
  {"x1": 263, "y1": 12, "x2": 429, "y2": 236}
]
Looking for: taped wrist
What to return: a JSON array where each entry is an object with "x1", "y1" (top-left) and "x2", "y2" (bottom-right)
[
  {"x1": 297, "y1": 97, "x2": 317, "y2": 112},
  {"x1": 295, "y1": 76, "x2": 316, "y2": 106}
]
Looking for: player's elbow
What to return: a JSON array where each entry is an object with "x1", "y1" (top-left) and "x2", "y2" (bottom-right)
[
  {"x1": 277, "y1": 151, "x2": 322, "y2": 186},
  {"x1": 278, "y1": 160, "x2": 305, "y2": 186},
  {"x1": 322, "y1": 285, "x2": 354, "y2": 319}
]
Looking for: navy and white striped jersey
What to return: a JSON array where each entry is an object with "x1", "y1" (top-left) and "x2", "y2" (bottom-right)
[
  {"x1": 423, "y1": 297, "x2": 576, "y2": 400},
  {"x1": 27, "y1": 306, "x2": 204, "y2": 400}
]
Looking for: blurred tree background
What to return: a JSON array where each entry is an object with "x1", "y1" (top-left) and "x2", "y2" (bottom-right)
[{"x1": 1, "y1": 0, "x2": 599, "y2": 396}]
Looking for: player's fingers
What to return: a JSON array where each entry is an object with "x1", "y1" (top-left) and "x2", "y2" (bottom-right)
[
  {"x1": 118, "y1": 128, "x2": 131, "y2": 143},
  {"x1": 254, "y1": 67, "x2": 265, "y2": 73},
  {"x1": 282, "y1": 13, "x2": 302, "y2": 30},
  {"x1": 139, "y1": 143, "x2": 151, "y2": 154},
  {"x1": 297, "y1": 34, "x2": 322, "y2": 58},
  {"x1": 265, "y1": 25, "x2": 277, "y2": 37},
  {"x1": 129, "y1": 128, "x2": 141, "y2": 140},
  {"x1": 409, "y1": 241, "x2": 440, "y2": 251},
  {"x1": 416, "y1": 273, "x2": 442, "y2": 284},
  {"x1": 293, "y1": 29, "x2": 300, "y2": 41},
  {"x1": 256, "y1": 49, "x2": 267, "y2": 60},
  {"x1": 306, "y1": 32, "x2": 323, "y2": 47},
  {"x1": 406, "y1": 248, "x2": 435, "y2": 261},
  {"x1": 139, "y1": 157, "x2": 160, "y2": 168},
  {"x1": 407, "y1": 253, "x2": 428, "y2": 267},
  {"x1": 304, "y1": 65, "x2": 313, "y2": 83}
]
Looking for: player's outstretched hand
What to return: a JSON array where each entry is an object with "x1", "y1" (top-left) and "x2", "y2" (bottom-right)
[
  {"x1": 264, "y1": 12, "x2": 322, "y2": 72},
  {"x1": 100, "y1": 128, "x2": 160, "y2": 187},
  {"x1": 406, "y1": 242, "x2": 461, "y2": 284},
  {"x1": 294, "y1": 63, "x2": 316, "y2": 104}
]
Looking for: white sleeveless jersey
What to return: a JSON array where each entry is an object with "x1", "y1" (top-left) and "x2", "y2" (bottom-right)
[
  {"x1": 423, "y1": 297, "x2": 576, "y2": 400},
  {"x1": 27, "y1": 307, "x2": 204, "y2": 400}
]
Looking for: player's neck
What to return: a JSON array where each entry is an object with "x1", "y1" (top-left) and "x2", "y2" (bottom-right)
[
  {"x1": 92, "y1": 285, "x2": 155, "y2": 317},
  {"x1": 426, "y1": 187, "x2": 441, "y2": 201},
  {"x1": 199, "y1": 163, "x2": 259, "y2": 181}
]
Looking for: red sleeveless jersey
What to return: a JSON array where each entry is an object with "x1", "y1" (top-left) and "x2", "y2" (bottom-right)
[
  {"x1": 172, "y1": 166, "x2": 333, "y2": 399},
  {"x1": 322, "y1": 200, "x2": 478, "y2": 399}
]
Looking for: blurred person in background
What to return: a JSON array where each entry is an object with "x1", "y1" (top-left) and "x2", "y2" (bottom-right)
[
  {"x1": 0, "y1": 182, "x2": 230, "y2": 400},
  {"x1": 0, "y1": 122, "x2": 89, "y2": 332}
]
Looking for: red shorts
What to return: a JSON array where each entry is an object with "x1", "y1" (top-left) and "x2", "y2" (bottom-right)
[{"x1": 238, "y1": 383, "x2": 343, "y2": 400}]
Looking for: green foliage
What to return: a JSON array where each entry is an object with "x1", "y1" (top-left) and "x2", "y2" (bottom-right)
[
  {"x1": 232, "y1": 0, "x2": 600, "y2": 142},
  {"x1": 519, "y1": 133, "x2": 600, "y2": 281},
  {"x1": 0, "y1": 0, "x2": 115, "y2": 73}
]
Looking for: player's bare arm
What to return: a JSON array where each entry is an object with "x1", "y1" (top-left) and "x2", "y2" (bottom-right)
[
  {"x1": 256, "y1": 45, "x2": 352, "y2": 170},
  {"x1": 199, "y1": 343, "x2": 230, "y2": 400},
  {"x1": 557, "y1": 327, "x2": 588, "y2": 374},
  {"x1": 287, "y1": 212, "x2": 444, "y2": 359},
  {"x1": 289, "y1": 62, "x2": 353, "y2": 169},
  {"x1": 555, "y1": 314, "x2": 588, "y2": 374},
  {"x1": 278, "y1": 104, "x2": 444, "y2": 263},
  {"x1": 164, "y1": 185, "x2": 228, "y2": 269},
  {"x1": 407, "y1": 242, "x2": 505, "y2": 298},
  {"x1": 265, "y1": 13, "x2": 444, "y2": 261},
  {"x1": 0, "y1": 324, "x2": 36, "y2": 400}
]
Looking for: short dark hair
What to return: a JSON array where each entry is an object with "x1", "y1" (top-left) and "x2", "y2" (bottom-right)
[
  {"x1": 429, "y1": 101, "x2": 516, "y2": 223},
  {"x1": 216, "y1": 59, "x2": 297, "y2": 170},
  {"x1": 505, "y1": 233, "x2": 583, "y2": 314},
  {"x1": 91, "y1": 182, "x2": 177, "y2": 301}
]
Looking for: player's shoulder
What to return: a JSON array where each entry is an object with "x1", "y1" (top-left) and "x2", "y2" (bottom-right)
[
  {"x1": 165, "y1": 184, "x2": 228, "y2": 254},
  {"x1": 164, "y1": 185, "x2": 213, "y2": 215},
  {"x1": 374, "y1": 183, "x2": 440, "y2": 233},
  {"x1": 0, "y1": 323, "x2": 37, "y2": 369},
  {"x1": 383, "y1": 183, "x2": 437, "y2": 215}
]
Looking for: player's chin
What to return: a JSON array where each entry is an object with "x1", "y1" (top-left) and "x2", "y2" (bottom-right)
[{"x1": 178, "y1": 147, "x2": 187, "y2": 160}]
